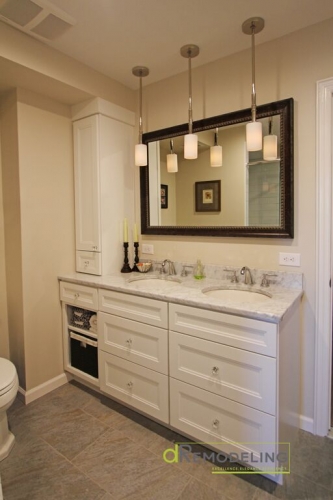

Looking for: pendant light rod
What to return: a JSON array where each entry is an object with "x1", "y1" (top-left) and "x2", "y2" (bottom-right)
[
  {"x1": 180, "y1": 45, "x2": 199, "y2": 135},
  {"x1": 132, "y1": 66, "x2": 149, "y2": 144},
  {"x1": 242, "y1": 17, "x2": 264, "y2": 122}
]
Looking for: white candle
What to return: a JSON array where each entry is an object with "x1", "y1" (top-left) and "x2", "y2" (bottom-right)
[
  {"x1": 123, "y1": 218, "x2": 128, "y2": 243},
  {"x1": 133, "y1": 223, "x2": 138, "y2": 242}
]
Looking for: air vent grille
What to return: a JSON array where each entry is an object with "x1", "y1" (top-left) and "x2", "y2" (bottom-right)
[
  {"x1": 0, "y1": 0, "x2": 42, "y2": 26},
  {"x1": 0, "y1": 0, "x2": 76, "y2": 40}
]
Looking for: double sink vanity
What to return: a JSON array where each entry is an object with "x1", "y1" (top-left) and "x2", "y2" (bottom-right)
[{"x1": 59, "y1": 264, "x2": 302, "y2": 483}]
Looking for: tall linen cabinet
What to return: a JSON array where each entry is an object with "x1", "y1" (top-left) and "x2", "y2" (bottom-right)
[{"x1": 72, "y1": 98, "x2": 135, "y2": 275}]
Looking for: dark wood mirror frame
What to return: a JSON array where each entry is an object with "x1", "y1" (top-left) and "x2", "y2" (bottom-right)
[{"x1": 140, "y1": 98, "x2": 294, "y2": 238}]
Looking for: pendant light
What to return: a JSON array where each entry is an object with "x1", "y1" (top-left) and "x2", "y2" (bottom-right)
[
  {"x1": 242, "y1": 17, "x2": 264, "y2": 152},
  {"x1": 263, "y1": 117, "x2": 278, "y2": 160},
  {"x1": 210, "y1": 128, "x2": 222, "y2": 167},
  {"x1": 132, "y1": 66, "x2": 149, "y2": 166},
  {"x1": 180, "y1": 44, "x2": 200, "y2": 159},
  {"x1": 167, "y1": 140, "x2": 178, "y2": 173}
]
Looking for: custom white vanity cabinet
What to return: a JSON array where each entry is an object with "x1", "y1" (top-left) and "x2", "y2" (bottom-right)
[
  {"x1": 98, "y1": 289, "x2": 169, "y2": 423},
  {"x1": 59, "y1": 278, "x2": 300, "y2": 483},
  {"x1": 168, "y1": 302, "x2": 300, "y2": 481},
  {"x1": 72, "y1": 98, "x2": 135, "y2": 276}
]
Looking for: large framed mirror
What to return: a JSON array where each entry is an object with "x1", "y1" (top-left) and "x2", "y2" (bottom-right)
[{"x1": 140, "y1": 98, "x2": 293, "y2": 238}]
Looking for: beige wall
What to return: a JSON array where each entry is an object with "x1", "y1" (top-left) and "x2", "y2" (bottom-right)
[
  {"x1": 1, "y1": 91, "x2": 26, "y2": 386},
  {"x1": 1, "y1": 89, "x2": 75, "y2": 391},
  {"x1": 137, "y1": 18, "x2": 333, "y2": 421},
  {"x1": 0, "y1": 121, "x2": 10, "y2": 359}
]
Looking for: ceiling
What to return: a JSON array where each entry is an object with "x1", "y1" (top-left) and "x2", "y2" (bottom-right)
[{"x1": 2, "y1": 0, "x2": 333, "y2": 90}]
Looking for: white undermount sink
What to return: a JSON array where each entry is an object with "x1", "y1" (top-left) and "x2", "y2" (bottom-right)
[
  {"x1": 127, "y1": 275, "x2": 182, "y2": 288},
  {"x1": 202, "y1": 287, "x2": 272, "y2": 303}
]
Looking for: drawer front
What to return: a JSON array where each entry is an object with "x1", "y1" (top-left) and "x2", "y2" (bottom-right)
[
  {"x1": 98, "y1": 312, "x2": 168, "y2": 374},
  {"x1": 60, "y1": 281, "x2": 98, "y2": 310},
  {"x1": 170, "y1": 378, "x2": 276, "y2": 470},
  {"x1": 76, "y1": 251, "x2": 102, "y2": 275},
  {"x1": 99, "y1": 289, "x2": 168, "y2": 328},
  {"x1": 169, "y1": 303, "x2": 277, "y2": 357},
  {"x1": 99, "y1": 351, "x2": 169, "y2": 423},
  {"x1": 170, "y1": 332, "x2": 276, "y2": 414}
]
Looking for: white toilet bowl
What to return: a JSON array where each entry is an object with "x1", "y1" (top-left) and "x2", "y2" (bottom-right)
[{"x1": 0, "y1": 358, "x2": 18, "y2": 461}]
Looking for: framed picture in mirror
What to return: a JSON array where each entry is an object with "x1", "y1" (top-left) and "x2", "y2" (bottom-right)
[
  {"x1": 161, "y1": 184, "x2": 168, "y2": 209},
  {"x1": 195, "y1": 180, "x2": 221, "y2": 212}
]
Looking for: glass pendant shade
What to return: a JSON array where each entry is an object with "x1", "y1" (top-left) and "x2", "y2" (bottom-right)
[
  {"x1": 210, "y1": 145, "x2": 222, "y2": 167},
  {"x1": 246, "y1": 120, "x2": 262, "y2": 151},
  {"x1": 135, "y1": 143, "x2": 147, "y2": 167},
  {"x1": 132, "y1": 66, "x2": 149, "y2": 167},
  {"x1": 184, "y1": 133, "x2": 198, "y2": 159},
  {"x1": 167, "y1": 153, "x2": 178, "y2": 172},
  {"x1": 263, "y1": 134, "x2": 278, "y2": 160}
]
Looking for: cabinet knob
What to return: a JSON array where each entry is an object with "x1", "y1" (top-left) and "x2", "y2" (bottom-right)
[
  {"x1": 212, "y1": 366, "x2": 219, "y2": 375},
  {"x1": 126, "y1": 339, "x2": 132, "y2": 346},
  {"x1": 212, "y1": 419, "x2": 220, "y2": 429},
  {"x1": 127, "y1": 381, "x2": 133, "y2": 388},
  {"x1": 74, "y1": 293, "x2": 79, "y2": 299}
]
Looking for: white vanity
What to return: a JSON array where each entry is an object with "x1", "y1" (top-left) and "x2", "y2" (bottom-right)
[{"x1": 59, "y1": 269, "x2": 302, "y2": 483}]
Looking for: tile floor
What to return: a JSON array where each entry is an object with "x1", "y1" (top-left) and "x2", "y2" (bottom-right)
[{"x1": 1, "y1": 381, "x2": 333, "y2": 500}]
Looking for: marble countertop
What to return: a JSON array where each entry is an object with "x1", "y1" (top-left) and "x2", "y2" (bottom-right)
[{"x1": 58, "y1": 270, "x2": 303, "y2": 324}]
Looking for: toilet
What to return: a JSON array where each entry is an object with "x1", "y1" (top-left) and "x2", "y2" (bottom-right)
[{"x1": 0, "y1": 358, "x2": 18, "y2": 461}]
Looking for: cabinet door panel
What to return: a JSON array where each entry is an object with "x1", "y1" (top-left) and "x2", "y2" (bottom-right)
[
  {"x1": 170, "y1": 331, "x2": 276, "y2": 414},
  {"x1": 76, "y1": 251, "x2": 102, "y2": 275},
  {"x1": 74, "y1": 115, "x2": 101, "y2": 252},
  {"x1": 99, "y1": 351, "x2": 169, "y2": 423},
  {"x1": 169, "y1": 303, "x2": 277, "y2": 357},
  {"x1": 99, "y1": 312, "x2": 168, "y2": 374},
  {"x1": 170, "y1": 378, "x2": 276, "y2": 471}
]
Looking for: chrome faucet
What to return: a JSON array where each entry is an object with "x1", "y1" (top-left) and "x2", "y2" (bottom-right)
[
  {"x1": 240, "y1": 266, "x2": 254, "y2": 285},
  {"x1": 161, "y1": 259, "x2": 176, "y2": 276}
]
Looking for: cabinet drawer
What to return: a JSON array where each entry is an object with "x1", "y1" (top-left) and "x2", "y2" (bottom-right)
[
  {"x1": 170, "y1": 378, "x2": 276, "y2": 469},
  {"x1": 99, "y1": 289, "x2": 168, "y2": 328},
  {"x1": 76, "y1": 251, "x2": 102, "y2": 275},
  {"x1": 60, "y1": 281, "x2": 98, "y2": 310},
  {"x1": 169, "y1": 303, "x2": 277, "y2": 357},
  {"x1": 99, "y1": 351, "x2": 169, "y2": 423},
  {"x1": 98, "y1": 312, "x2": 168, "y2": 374},
  {"x1": 170, "y1": 332, "x2": 276, "y2": 414}
]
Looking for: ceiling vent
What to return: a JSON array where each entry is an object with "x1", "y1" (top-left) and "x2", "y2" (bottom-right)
[{"x1": 0, "y1": 0, "x2": 76, "y2": 40}]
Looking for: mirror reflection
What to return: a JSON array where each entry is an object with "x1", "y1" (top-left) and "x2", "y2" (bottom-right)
[
  {"x1": 152, "y1": 116, "x2": 280, "y2": 227},
  {"x1": 141, "y1": 99, "x2": 293, "y2": 238}
]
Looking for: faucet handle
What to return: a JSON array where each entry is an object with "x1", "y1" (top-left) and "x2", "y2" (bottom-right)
[
  {"x1": 181, "y1": 265, "x2": 194, "y2": 277},
  {"x1": 261, "y1": 273, "x2": 277, "y2": 287}
]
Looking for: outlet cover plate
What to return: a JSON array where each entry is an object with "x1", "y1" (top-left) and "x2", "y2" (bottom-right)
[{"x1": 279, "y1": 252, "x2": 301, "y2": 267}]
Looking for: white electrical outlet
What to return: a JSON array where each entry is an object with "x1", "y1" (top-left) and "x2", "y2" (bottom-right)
[
  {"x1": 142, "y1": 244, "x2": 154, "y2": 255},
  {"x1": 279, "y1": 252, "x2": 301, "y2": 267}
]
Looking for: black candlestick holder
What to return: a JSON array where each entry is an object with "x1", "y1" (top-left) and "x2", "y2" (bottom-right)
[
  {"x1": 132, "y1": 242, "x2": 139, "y2": 272},
  {"x1": 121, "y1": 242, "x2": 132, "y2": 273}
]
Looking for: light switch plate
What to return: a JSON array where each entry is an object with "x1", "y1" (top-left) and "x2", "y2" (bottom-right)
[
  {"x1": 142, "y1": 244, "x2": 154, "y2": 254},
  {"x1": 279, "y1": 252, "x2": 301, "y2": 266}
]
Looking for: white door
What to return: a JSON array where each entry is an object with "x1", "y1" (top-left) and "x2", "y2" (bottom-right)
[{"x1": 73, "y1": 115, "x2": 101, "y2": 252}]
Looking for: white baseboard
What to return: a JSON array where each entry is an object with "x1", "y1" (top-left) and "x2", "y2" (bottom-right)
[
  {"x1": 18, "y1": 372, "x2": 71, "y2": 405},
  {"x1": 299, "y1": 414, "x2": 314, "y2": 434}
]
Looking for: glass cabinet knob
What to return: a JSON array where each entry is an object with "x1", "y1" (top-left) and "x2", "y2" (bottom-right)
[{"x1": 212, "y1": 419, "x2": 220, "y2": 429}]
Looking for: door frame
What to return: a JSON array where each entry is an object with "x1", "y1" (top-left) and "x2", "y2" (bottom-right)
[{"x1": 315, "y1": 77, "x2": 333, "y2": 436}]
